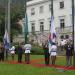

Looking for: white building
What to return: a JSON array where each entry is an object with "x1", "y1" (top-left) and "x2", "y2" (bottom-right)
[{"x1": 14, "y1": 0, "x2": 73, "y2": 46}]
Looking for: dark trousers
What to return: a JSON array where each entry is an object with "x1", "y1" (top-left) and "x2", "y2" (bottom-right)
[
  {"x1": 11, "y1": 54, "x2": 15, "y2": 61},
  {"x1": 0, "y1": 52, "x2": 4, "y2": 61},
  {"x1": 44, "y1": 53, "x2": 49, "y2": 65},
  {"x1": 66, "y1": 56, "x2": 72, "y2": 66},
  {"x1": 61, "y1": 45, "x2": 64, "y2": 51},
  {"x1": 51, "y1": 56, "x2": 56, "y2": 65},
  {"x1": 18, "y1": 53, "x2": 22, "y2": 63},
  {"x1": 5, "y1": 50, "x2": 8, "y2": 61},
  {"x1": 25, "y1": 53, "x2": 30, "y2": 64}
]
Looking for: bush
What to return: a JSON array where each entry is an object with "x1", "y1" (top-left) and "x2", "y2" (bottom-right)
[
  {"x1": 14, "y1": 44, "x2": 44, "y2": 55},
  {"x1": 31, "y1": 45, "x2": 44, "y2": 55}
]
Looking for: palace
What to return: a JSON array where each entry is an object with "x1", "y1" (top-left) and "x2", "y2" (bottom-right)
[{"x1": 14, "y1": 0, "x2": 72, "y2": 46}]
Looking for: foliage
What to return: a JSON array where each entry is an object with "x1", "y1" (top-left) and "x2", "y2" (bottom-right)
[{"x1": 31, "y1": 45, "x2": 44, "y2": 55}]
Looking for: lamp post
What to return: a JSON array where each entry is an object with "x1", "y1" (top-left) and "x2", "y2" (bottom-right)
[{"x1": 72, "y1": 0, "x2": 75, "y2": 66}]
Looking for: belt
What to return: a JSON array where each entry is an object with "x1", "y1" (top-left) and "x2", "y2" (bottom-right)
[
  {"x1": 51, "y1": 51, "x2": 56, "y2": 52},
  {"x1": 26, "y1": 49, "x2": 30, "y2": 50}
]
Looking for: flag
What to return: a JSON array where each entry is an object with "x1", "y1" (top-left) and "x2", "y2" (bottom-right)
[
  {"x1": 50, "y1": 16, "x2": 56, "y2": 43},
  {"x1": 48, "y1": 16, "x2": 56, "y2": 53},
  {"x1": 3, "y1": 30, "x2": 10, "y2": 49},
  {"x1": 24, "y1": 13, "x2": 29, "y2": 43}
]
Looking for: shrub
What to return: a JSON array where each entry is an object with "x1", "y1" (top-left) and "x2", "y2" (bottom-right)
[{"x1": 31, "y1": 45, "x2": 44, "y2": 55}]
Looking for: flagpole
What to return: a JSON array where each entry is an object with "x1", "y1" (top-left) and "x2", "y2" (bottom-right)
[
  {"x1": 25, "y1": 0, "x2": 26, "y2": 43},
  {"x1": 24, "y1": 0, "x2": 28, "y2": 44},
  {"x1": 72, "y1": 0, "x2": 75, "y2": 66},
  {"x1": 51, "y1": 0, "x2": 53, "y2": 16},
  {"x1": 5, "y1": 7, "x2": 7, "y2": 31},
  {"x1": 7, "y1": 0, "x2": 11, "y2": 42}
]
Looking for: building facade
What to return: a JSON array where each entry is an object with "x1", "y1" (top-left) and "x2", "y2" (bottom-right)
[{"x1": 13, "y1": 0, "x2": 73, "y2": 46}]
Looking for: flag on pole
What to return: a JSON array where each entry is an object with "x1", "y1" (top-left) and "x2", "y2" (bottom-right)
[
  {"x1": 48, "y1": 16, "x2": 56, "y2": 53},
  {"x1": 24, "y1": 13, "x2": 29, "y2": 43},
  {"x1": 50, "y1": 16, "x2": 56, "y2": 43},
  {"x1": 3, "y1": 30, "x2": 10, "y2": 49},
  {"x1": 48, "y1": 16, "x2": 56, "y2": 43}
]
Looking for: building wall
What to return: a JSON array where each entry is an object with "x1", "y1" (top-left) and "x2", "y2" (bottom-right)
[{"x1": 14, "y1": 0, "x2": 73, "y2": 45}]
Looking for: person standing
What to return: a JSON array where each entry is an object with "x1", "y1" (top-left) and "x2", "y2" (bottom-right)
[
  {"x1": 60, "y1": 39, "x2": 67, "y2": 51},
  {"x1": 24, "y1": 42, "x2": 31, "y2": 64},
  {"x1": 50, "y1": 42, "x2": 57, "y2": 65},
  {"x1": 9, "y1": 45, "x2": 15, "y2": 61},
  {"x1": 43, "y1": 41, "x2": 49, "y2": 66},
  {"x1": 65, "y1": 41, "x2": 73, "y2": 67},
  {"x1": 0, "y1": 42, "x2": 4, "y2": 62},
  {"x1": 18, "y1": 43, "x2": 23, "y2": 63}
]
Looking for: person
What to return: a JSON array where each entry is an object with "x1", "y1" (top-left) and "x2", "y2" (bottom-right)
[
  {"x1": 43, "y1": 40, "x2": 49, "y2": 66},
  {"x1": 24, "y1": 41, "x2": 31, "y2": 64},
  {"x1": 9, "y1": 45, "x2": 15, "y2": 61},
  {"x1": 17, "y1": 43, "x2": 23, "y2": 63},
  {"x1": 0, "y1": 42, "x2": 4, "y2": 62},
  {"x1": 65, "y1": 41, "x2": 73, "y2": 67},
  {"x1": 50, "y1": 42, "x2": 57, "y2": 65},
  {"x1": 60, "y1": 39, "x2": 67, "y2": 51}
]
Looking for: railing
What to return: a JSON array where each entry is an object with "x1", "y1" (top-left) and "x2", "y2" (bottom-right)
[{"x1": 56, "y1": 26, "x2": 72, "y2": 34}]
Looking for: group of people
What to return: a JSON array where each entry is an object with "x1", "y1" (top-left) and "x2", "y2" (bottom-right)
[
  {"x1": 43, "y1": 40, "x2": 57, "y2": 66},
  {"x1": 0, "y1": 42, "x2": 31, "y2": 64},
  {"x1": 43, "y1": 39, "x2": 73, "y2": 67},
  {"x1": 17, "y1": 42, "x2": 31, "y2": 64},
  {"x1": 0, "y1": 39, "x2": 74, "y2": 67}
]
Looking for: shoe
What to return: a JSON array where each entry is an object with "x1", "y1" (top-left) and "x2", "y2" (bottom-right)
[
  {"x1": 65, "y1": 65, "x2": 69, "y2": 67},
  {"x1": 68, "y1": 65, "x2": 73, "y2": 67}
]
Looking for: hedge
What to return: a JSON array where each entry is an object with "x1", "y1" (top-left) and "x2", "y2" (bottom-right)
[
  {"x1": 31, "y1": 45, "x2": 44, "y2": 55},
  {"x1": 14, "y1": 45, "x2": 44, "y2": 55}
]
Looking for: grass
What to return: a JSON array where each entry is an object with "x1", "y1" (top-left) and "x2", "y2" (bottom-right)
[{"x1": 0, "y1": 55, "x2": 75, "y2": 75}]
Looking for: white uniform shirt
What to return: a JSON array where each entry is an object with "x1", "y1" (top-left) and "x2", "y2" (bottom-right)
[
  {"x1": 24, "y1": 44, "x2": 31, "y2": 53},
  {"x1": 9, "y1": 46, "x2": 15, "y2": 54},
  {"x1": 61, "y1": 39, "x2": 67, "y2": 46},
  {"x1": 50, "y1": 45, "x2": 57, "y2": 56}
]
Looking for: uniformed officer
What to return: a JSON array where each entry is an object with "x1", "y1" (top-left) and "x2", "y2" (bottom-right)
[
  {"x1": 9, "y1": 45, "x2": 15, "y2": 61},
  {"x1": 24, "y1": 41, "x2": 31, "y2": 64},
  {"x1": 0, "y1": 42, "x2": 4, "y2": 62},
  {"x1": 50, "y1": 42, "x2": 57, "y2": 65},
  {"x1": 18, "y1": 43, "x2": 23, "y2": 63},
  {"x1": 43, "y1": 40, "x2": 49, "y2": 66},
  {"x1": 65, "y1": 41, "x2": 73, "y2": 67}
]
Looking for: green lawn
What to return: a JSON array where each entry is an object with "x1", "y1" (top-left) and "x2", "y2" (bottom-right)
[{"x1": 0, "y1": 55, "x2": 75, "y2": 75}]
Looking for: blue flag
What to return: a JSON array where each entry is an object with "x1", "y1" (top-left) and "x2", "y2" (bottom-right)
[
  {"x1": 48, "y1": 16, "x2": 56, "y2": 53},
  {"x1": 3, "y1": 30, "x2": 10, "y2": 49}
]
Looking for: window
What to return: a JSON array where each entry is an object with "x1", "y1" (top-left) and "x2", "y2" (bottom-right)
[
  {"x1": 31, "y1": 23, "x2": 35, "y2": 32},
  {"x1": 65, "y1": 35, "x2": 69, "y2": 39},
  {"x1": 60, "y1": 1, "x2": 64, "y2": 9},
  {"x1": 39, "y1": 6, "x2": 44, "y2": 13},
  {"x1": 40, "y1": 22, "x2": 44, "y2": 32},
  {"x1": 31, "y1": 8, "x2": 35, "y2": 15},
  {"x1": 60, "y1": 35, "x2": 64, "y2": 39},
  {"x1": 60, "y1": 19, "x2": 65, "y2": 28}
]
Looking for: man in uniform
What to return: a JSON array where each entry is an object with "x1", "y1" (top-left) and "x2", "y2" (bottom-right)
[
  {"x1": 65, "y1": 41, "x2": 73, "y2": 67},
  {"x1": 43, "y1": 40, "x2": 49, "y2": 66},
  {"x1": 0, "y1": 42, "x2": 4, "y2": 62},
  {"x1": 24, "y1": 42, "x2": 31, "y2": 64},
  {"x1": 18, "y1": 43, "x2": 23, "y2": 63}
]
